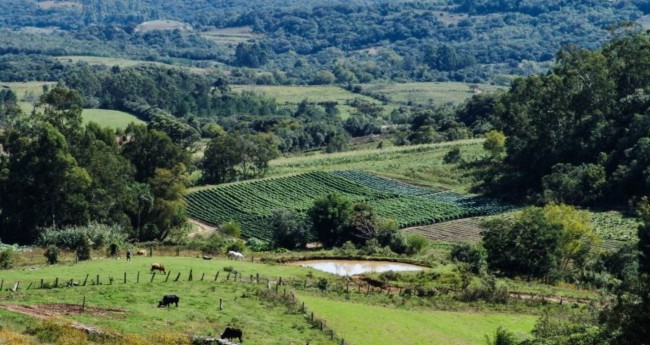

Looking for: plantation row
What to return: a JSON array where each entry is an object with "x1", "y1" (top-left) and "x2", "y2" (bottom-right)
[
  {"x1": 186, "y1": 170, "x2": 512, "y2": 240},
  {"x1": 332, "y1": 170, "x2": 441, "y2": 196}
]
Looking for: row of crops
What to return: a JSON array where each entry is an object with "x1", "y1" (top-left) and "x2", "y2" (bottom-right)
[{"x1": 185, "y1": 170, "x2": 513, "y2": 240}]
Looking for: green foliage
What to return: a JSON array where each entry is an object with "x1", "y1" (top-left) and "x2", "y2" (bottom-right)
[
  {"x1": 0, "y1": 247, "x2": 14, "y2": 269},
  {"x1": 482, "y1": 204, "x2": 600, "y2": 281},
  {"x1": 308, "y1": 193, "x2": 353, "y2": 248},
  {"x1": 443, "y1": 147, "x2": 462, "y2": 164},
  {"x1": 38, "y1": 224, "x2": 127, "y2": 251},
  {"x1": 637, "y1": 198, "x2": 650, "y2": 275},
  {"x1": 75, "y1": 235, "x2": 92, "y2": 261},
  {"x1": 482, "y1": 207, "x2": 563, "y2": 279},
  {"x1": 268, "y1": 210, "x2": 311, "y2": 250},
  {"x1": 316, "y1": 278, "x2": 329, "y2": 291},
  {"x1": 220, "y1": 221, "x2": 241, "y2": 238},
  {"x1": 483, "y1": 130, "x2": 505, "y2": 157},
  {"x1": 542, "y1": 163, "x2": 606, "y2": 205},
  {"x1": 483, "y1": 33, "x2": 650, "y2": 205},
  {"x1": 450, "y1": 243, "x2": 487, "y2": 274},
  {"x1": 44, "y1": 245, "x2": 60, "y2": 265},
  {"x1": 201, "y1": 132, "x2": 280, "y2": 184},
  {"x1": 485, "y1": 326, "x2": 519, "y2": 345}
]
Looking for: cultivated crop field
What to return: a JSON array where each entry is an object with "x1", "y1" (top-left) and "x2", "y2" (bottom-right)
[
  {"x1": 186, "y1": 170, "x2": 510, "y2": 240},
  {"x1": 404, "y1": 218, "x2": 484, "y2": 244}
]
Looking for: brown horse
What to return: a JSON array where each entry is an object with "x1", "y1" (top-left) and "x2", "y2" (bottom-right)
[{"x1": 151, "y1": 263, "x2": 166, "y2": 274}]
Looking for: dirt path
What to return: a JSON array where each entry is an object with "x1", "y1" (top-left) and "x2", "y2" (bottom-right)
[
  {"x1": 0, "y1": 303, "x2": 122, "y2": 334},
  {"x1": 188, "y1": 219, "x2": 217, "y2": 238}
]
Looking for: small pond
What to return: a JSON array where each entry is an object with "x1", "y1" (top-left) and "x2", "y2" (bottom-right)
[{"x1": 288, "y1": 259, "x2": 427, "y2": 276}]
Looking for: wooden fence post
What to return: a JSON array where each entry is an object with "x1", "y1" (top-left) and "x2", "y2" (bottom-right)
[
  {"x1": 188, "y1": 269, "x2": 193, "y2": 282},
  {"x1": 201, "y1": 273, "x2": 205, "y2": 282},
  {"x1": 0, "y1": 279, "x2": 3, "y2": 290},
  {"x1": 256, "y1": 273, "x2": 259, "y2": 284},
  {"x1": 226, "y1": 272, "x2": 231, "y2": 281},
  {"x1": 174, "y1": 272, "x2": 181, "y2": 282},
  {"x1": 150, "y1": 273, "x2": 156, "y2": 283},
  {"x1": 214, "y1": 272, "x2": 220, "y2": 281},
  {"x1": 124, "y1": 272, "x2": 127, "y2": 284},
  {"x1": 96, "y1": 275, "x2": 99, "y2": 285},
  {"x1": 165, "y1": 271, "x2": 171, "y2": 282},
  {"x1": 55, "y1": 277, "x2": 59, "y2": 288},
  {"x1": 83, "y1": 274, "x2": 89, "y2": 286},
  {"x1": 137, "y1": 272, "x2": 140, "y2": 283},
  {"x1": 40, "y1": 279, "x2": 43, "y2": 289},
  {"x1": 26, "y1": 282, "x2": 32, "y2": 290},
  {"x1": 219, "y1": 298, "x2": 223, "y2": 311}
]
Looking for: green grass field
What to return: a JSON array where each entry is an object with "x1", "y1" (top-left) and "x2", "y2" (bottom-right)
[
  {"x1": 231, "y1": 85, "x2": 382, "y2": 120},
  {"x1": 0, "y1": 256, "x2": 337, "y2": 344},
  {"x1": 359, "y1": 82, "x2": 504, "y2": 105},
  {"x1": 267, "y1": 139, "x2": 485, "y2": 192},
  {"x1": 298, "y1": 294, "x2": 536, "y2": 345},
  {"x1": 82, "y1": 109, "x2": 145, "y2": 129}
]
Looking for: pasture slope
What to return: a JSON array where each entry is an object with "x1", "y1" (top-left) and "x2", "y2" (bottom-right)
[
  {"x1": 298, "y1": 294, "x2": 536, "y2": 345},
  {"x1": 0, "y1": 256, "x2": 337, "y2": 344},
  {"x1": 0, "y1": 256, "x2": 539, "y2": 345},
  {"x1": 82, "y1": 109, "x2": 145, "y2": 129}
]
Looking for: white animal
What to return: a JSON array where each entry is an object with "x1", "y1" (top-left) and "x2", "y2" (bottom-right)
[{"x1": 227, "y1": 250, "x2": 244, "y2": 260}]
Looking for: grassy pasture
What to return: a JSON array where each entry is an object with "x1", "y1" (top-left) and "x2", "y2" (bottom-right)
[
  {"x1": 231, "y1": 85, "x2": 381, "y2": 120},
  {"x1": 359, "y1": 82, "x2": 504, "y2": 105},
  {"x1": 298, "y1": 294, "x2": 536, "y2": 345},
  {"x1": 268, "y1": 139, "x2": 485, "y2": 191},
  {"x1": 0, "y1": 257, "x2": 337, "y2": 344},
  {"x1": 82, "y1": 109, "x2": 144, "y2": 129}
]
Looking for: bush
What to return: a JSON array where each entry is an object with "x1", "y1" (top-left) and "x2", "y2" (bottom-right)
[
  {"x1": 405, "y1": 235, "x2": 428, "y2": 255},
  {"x1": 450, "y1": 244, "x2": 487, "y2": 274},
  {"x1": 225, "y1": 239, "x2": 245, "y2": 253},
  {"x1": 44, "y1": 245, "x2": 60, "y2": 265},
  {"x1": 0, "y1": 248, "x2": 14, "y2": 269},
  {"x1": 246, "y1": 238, "x2": 269, "y2": 252},
  {"x1": 76, "y1": 235, "x2": 91, "y2": 261},
  {"x1": 220, "y1": 221, "x2": 241, "y2": 237},
  {"x1": 317, "y1": 278, "x2": 329, "y2": 291},
  {"x1": 38, "y1": 224, "x2": 126, "y2": 251},
  {"x1": 443, "y1": 147, "x2": 462, "y2": 164}
]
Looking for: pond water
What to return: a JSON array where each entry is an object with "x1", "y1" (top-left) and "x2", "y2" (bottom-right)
[{"x1": 288, "y1": 259, "x2": 427, "y2": 276}]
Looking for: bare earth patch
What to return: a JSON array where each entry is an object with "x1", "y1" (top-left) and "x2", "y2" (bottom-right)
[
  {"x1": 0, "y1": 303, "x2": 125, "y2": 333},
  {"x1": 188, "y1": 219, "x2": 217, "y2": 238}
]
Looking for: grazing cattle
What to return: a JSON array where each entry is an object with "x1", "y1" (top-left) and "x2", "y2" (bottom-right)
[
  {"x1": 220, "y1": 327, "x2": 242, "y2": 343},
  {"x1": 136, "y1": 250, "x2": 146, "y2": 256},
  {"x1": 158, "y1": 294, "x2": 179, "y2": 308},
  {"x1": 227, "y1": 251, "x2": 244, "y2": 261},
  {"x1": 151, "y1": 263, "x2": 166, "y2": 274}
]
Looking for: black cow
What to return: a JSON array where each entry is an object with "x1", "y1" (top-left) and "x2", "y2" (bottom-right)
[
  {"x1": 220, "y1": 327, "x2": 242, "y2": 343},
  {"x1": 158, "y1": 294, "x2": 179, "y2": 308}
]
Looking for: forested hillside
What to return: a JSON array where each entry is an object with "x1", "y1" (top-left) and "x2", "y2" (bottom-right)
[{"x1": 0, "y1": 0, "x2": 647, "y2": 84}]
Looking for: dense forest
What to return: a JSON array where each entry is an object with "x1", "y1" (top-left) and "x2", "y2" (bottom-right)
[
  {"x1": 464, "y1": 33, "x2": 650, "y2": 209},
  {"x1": 0, "y1": 0, "x2": 648, "y2": 84}
]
